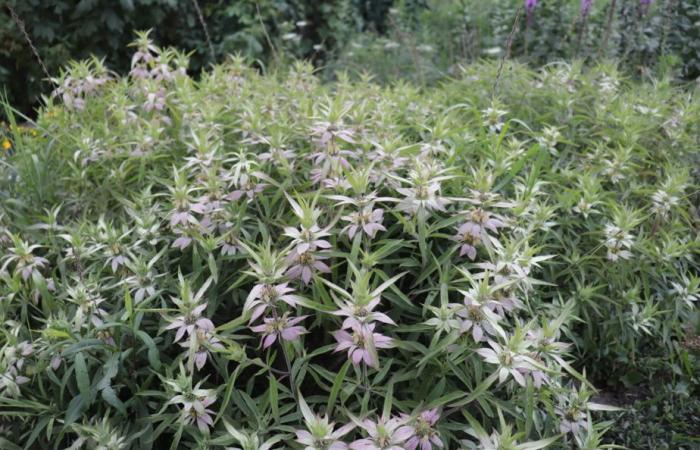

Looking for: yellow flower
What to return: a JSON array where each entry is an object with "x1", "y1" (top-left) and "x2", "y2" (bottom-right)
[{"x1": 2, "y1": 139, "x2": 11, "y2": 151}]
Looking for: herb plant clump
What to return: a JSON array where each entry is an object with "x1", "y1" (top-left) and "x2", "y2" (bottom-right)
[{"x1": 0, "y1": 36, "x2": 698, "y2": 449}]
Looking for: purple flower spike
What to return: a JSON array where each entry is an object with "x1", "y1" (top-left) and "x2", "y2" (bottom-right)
[
  {"x1": 580, "y1": 0, "x2": 593, "y2": 16},
  {"x1": 639, "y1": 0, "x2": 653, "y2": 15}
]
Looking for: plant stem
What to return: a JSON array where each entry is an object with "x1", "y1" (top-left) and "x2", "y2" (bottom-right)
[
  {"x1": 600, "y1": 0, "x2": 617, "y2": 58},
  {"x1": 280, "y1": 340, "x2": 297, "y2": 399}
]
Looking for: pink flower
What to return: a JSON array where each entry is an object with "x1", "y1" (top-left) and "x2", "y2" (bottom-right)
[
  {"x1": 107, "y1": 254, "x2": 128, "y2": 273},
  {"x1": 332, "y1": 296, "x2": 395, "y2": 330},
  {"x1": 251, "y1": 314, "x2": 307, "y2": 349},
  {"x1": 244, "y1": 282, "x2": 300, "y2": 323},
  {"x1": 333, "y1": 323, "x2": 393, "y2": 368},
  {"x1": 50, "y1": 353, "x2": 63, "y2": 371},
  {"x1": 296, "y1": 418, "x2": 354, "y2": 450},
  {"x1": 349, "y1": 415, "x2": 413, "y2": 450},
  {"x1": 555, "y1": 401, "x2": 589, "y2": 435},
  {"x1": 170, "y1": 201, "x2": 207, "y2": 227},
  {"x1": 284, "y1": 224, "x2": 333, "y2": 254},
  {"x1": 341, "y1": 206, "x2": 386, "y2": 240},
  {"x1": 217, "y1": 222, "x2": 242, "y2": 256},
  {"x1": 403, "y1": 409, "x2": 443, "y2": 450},
  {"x1": 488, "y1": 290, "x2": 524, "y2": 316},
  {"x1": 143, "y1": 88, "x2": 166, "y2": 112},
  {"x1": 475, "y1": 340, "x2": 535, "y2": 386},
  {"x1": 227, "y1": 173, "x2": 266, "y2": 201},
  {"x1": 396, "y1": 182, "x2": 447, "y2": 219},
  {"x1": 454, "y1": 224, "x2": 480, "y2": 260},
  {"x1": 259, "y1": 145, "x2": 296, "y2": 166},
  {"x1": 518, "y1": 360, "x2": 550, "y2": 389},
  {"x1": 1, "y1": 239, "x2": 49, "y2": 281},
  {"x1": 296, "y1": 394, "x2": 355, "y2": 450},
  {"x1": 456, "y1": 294, "x2": 503, "y2": 342},
  {"x1": 182, "y1": 394, "x2": 216, "y2": 433},
  {"x1": 310, "y1": 120, "x2": 356, "y2": 148},
  {"x1": 181, "y1": 327, "x2": 224, "y2": 370},
  {"x1": 286, "y1": 250, "x2": 331, "y2": 285},
  {"x1": 454, "y1": 209, "x2": 505, "y2": 259},
  {"x1": 171, "y1": 227, "x2": 195, "y2": 250},
  {"x1": 467, "y1": 208, "x2": 504, "y2": 233},
  {"x1": 165, "y1": 303, "x2": 214, "y2": 343}
]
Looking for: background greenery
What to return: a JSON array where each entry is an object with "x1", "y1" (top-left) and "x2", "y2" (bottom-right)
[{"x1": 2, "y1": 0, "x2": 700, "y2": 116}]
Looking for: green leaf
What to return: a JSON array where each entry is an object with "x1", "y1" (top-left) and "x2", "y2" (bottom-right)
[
  {"x1": 0, "y1": 438, "x2": 22, "y2": 450},
  {"x1": 135, "y1": 331, "x2": 161, "y2": 370},
  {"x1": 74, "y1": 352, "x2": 90, "y2": 398},
  {"x1": 326, "y1": 360, "x2": 350, "y2": 416},
  {"x1": 101, "y1": 386, "x2": 127, "y2": 415},
  {"x1": 298, "y1": 394, "x2": 315, "y2": 424},
  {"x1": 520, "y1": 435, "x2": 562, "y2": 449},
  {"x1": 269, "y1": 374, "x2": 279, "y2": 422},
  {"x1": 587, "y1": 402, "x2": 624, "y2": 412},
  {"x1": 123, "y1": 286, "x2": 133, "y2": 324},
  {"x1": 64, "y1": 394, "x2": 87, "y2": 425}
]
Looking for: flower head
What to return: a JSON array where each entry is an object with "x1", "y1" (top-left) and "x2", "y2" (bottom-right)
[
  {"x1": 396, "y1": 182, "x2": 447, "y2": 219},
  {"x1": 227, "y1": 173, "x2": 266, "y2": 202},
  {"x1": 482, "y1": 104, "x2": 508, "y2": 133},
  {"x1": 457, "y1": 289, "x2": 505, "y2": 342},
  {"x1": 165, "y1": 301, "x2": 213, "y2": 343},
  {"x1": 1, "y1": 237, "x2": 49, "y2": 281},
  {"x1": 350, "y1": 415, "x2": 413, "y2": 450},
  {"x1": 182, "y1": 394, "x2": 216, "y2": 433},
  {"x1": 332, "y1": 296, "x2": 395, "y2": 330},
  {"x1": 164, "y1": 276, "x2": 214, "y2": 343},
  {"x1": 454, "y1": 208, "x2": 505, "y2": 259},
  {"x1": 284, "y1": 224, "x2": 332, "y2": 254},
  {"x1": 296, "y1": 395, "x2": 355, "y2": 450},
  {"x1": 181, "y1": 326, "x2": 224, "y2": 370},
  {"x1": 333, "y1": 323, "x2": 393, "y2": 368},
  {"x1": 251, "y1": 314, "x2": 307, "y2": 349},
  {"x1": 341, "y1": 206, "x2": 386, "y2": 240},
  {"x1": 580, "y1": 0, "x2": 593, "y2": 16},
  {"x1": 245, "y1": 282, "x2": 300, "y2": 323},
  {"x1": 403, "y1": 409, "x2": 443, "y2": 450},
  {"x1": 603, "y1": 224, "x2": 634, "y2": 262},
  {"x1": 476, "y1": 340, "x2": 535, "y2": 386},
  {"x1": 286, "y1": 249, "x2": 331, "y2": 285}
]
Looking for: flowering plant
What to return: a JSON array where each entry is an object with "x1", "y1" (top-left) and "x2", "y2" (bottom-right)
[{"x1": 0, "y1": 37, "x2": 697, "y2": 449}]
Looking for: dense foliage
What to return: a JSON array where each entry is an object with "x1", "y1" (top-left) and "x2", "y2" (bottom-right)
[
  {"x1": 0, "y1": 37, "x2": 699, "y2": 449},
  {"x1": 4, "y1": 0, "x2": 700, "y2": 117},
  {"x1": 333, "y1": 0, "x2": 700, "y2": 84},
  {"x1": 2, "y1": 0, "x2": 379, "y2": 114}
]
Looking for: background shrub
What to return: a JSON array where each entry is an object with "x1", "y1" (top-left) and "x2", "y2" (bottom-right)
[
  {"x1": 1, "y1": 0, "x2": 370, "y2": 115},
  {"x1": 3, "y1": 0, "x2": 700, "y2": 117},
  {"x1": 332, "y1": 0, "x2": 700, "y2": 83}
]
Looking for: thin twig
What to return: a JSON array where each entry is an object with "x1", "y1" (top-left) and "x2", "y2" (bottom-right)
[
  {"x1": 599, "y1": 0, "x2": 617, "y2": 58},
  {"x1": 492, "y1": 7, "x2": 522, "y2": 98},
  {"x1": 190, "y1": 0, "x2": 215, "y2": 62},
  {"x1": 659, "y1": 0, "x2": 677, "y2": 59},
  {"x1": 388, "y1": 13, "x2": 425, "y2": 85},
  {"x1": 575, "y1": 11, "x2": 590, "y2": 59},
  {"x1": 256, "y1": 2, "x2": 280, "y2": 68},
  {"x1": 7, "y1": 4, "x2": 54, "y2": 85}
]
